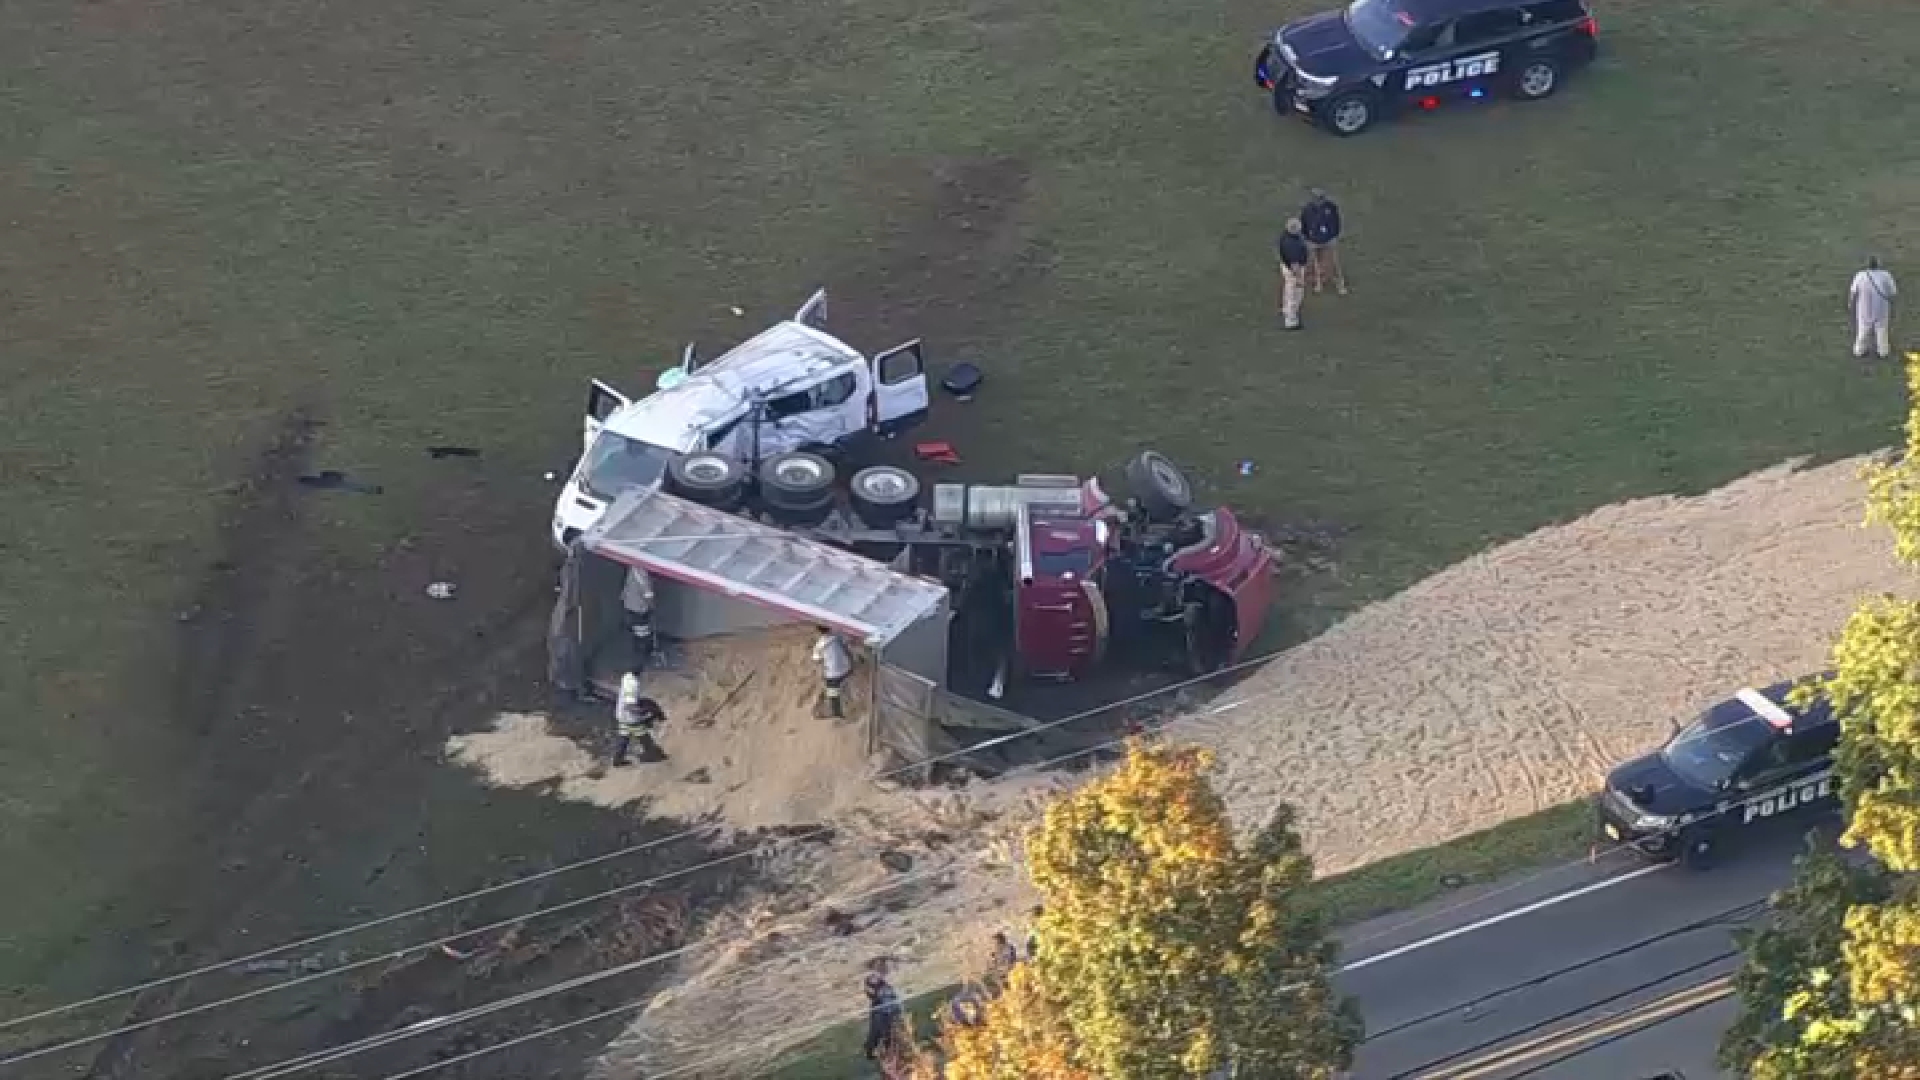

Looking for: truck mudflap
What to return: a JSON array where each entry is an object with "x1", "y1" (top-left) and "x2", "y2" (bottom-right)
[{"x1": 1165, "y1": 508, "x2": 1275, "y2": 663}]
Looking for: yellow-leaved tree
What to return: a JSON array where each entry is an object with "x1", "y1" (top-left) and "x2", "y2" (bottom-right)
[
  {"x1": 1724, "y1": 351, "x2": 1920, "y2": 1079},
  {"x1": 916, "y1": 741, "x2": 1359, "y2": 1080}
]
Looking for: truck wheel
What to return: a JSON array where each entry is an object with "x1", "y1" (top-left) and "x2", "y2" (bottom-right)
[
  {"x1": 1125, "y1": 451, "x2": 1194, "y2": 523},
  {"x1": 759, "y1": 451, "x2": 837, "y2": 525},
  {"x1": 1679, "y1": 832, "x2": 1715, "y2": 872},
  {"x1": 850, "y1": 466, "x2": 921, "y2": 528},
  {"x1": 668, "y1": 452, "x2": 746, "y2": 508}
]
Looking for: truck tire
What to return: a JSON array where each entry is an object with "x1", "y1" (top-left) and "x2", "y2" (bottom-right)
[
  {"x1": 850, "y1": 466, "x2": 921, "y2": 527},
  {"x1": 1125, "y1": 451, "x2": 1194, "y2": 523},
  {"x1": 759, "y1": 451, "x2": 837, "y2": 525},
  {"x1": 667, "y1": 452, "x2": 747, "y2": 508}
]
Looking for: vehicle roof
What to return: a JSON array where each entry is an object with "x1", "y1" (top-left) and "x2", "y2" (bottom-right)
[
  {"x1": 605, "y1": 321, "x2": 866, "y2": 452},
  {"x1": 1688, "y1": 677, "x2": 1835, "y2": 739},
  {"x1": 1396, "y1": 0, "x2": 1571, "y2": 22}
]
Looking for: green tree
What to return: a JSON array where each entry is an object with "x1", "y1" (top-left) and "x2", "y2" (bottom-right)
[
  {"x1": 926, "y1": 741, "x2": 1358, "y2": 1080},
  {"x1": 1719, "y1": 845, "x2": 1888, "y2": 1077},
  {"x1": 1724, "y1": 350, "x2": 1920, "y2": 1078}
]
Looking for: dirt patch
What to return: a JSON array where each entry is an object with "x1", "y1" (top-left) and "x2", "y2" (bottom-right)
[
  {"x1": 10, "y1": 415, "x2": 760, "y2": 1080},
  {"x1": 168, "y1": 406, "x2": 319, "y2": 740},
  {"x1": 837, "y1": 155, "x2": 1048, "y2": 352}
]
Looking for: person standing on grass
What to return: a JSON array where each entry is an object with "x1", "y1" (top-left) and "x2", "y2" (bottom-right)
[
  {"x1": 1301, "y1": 188, "x2": 1348, "y2": 295},
  {"x1": 1277, "y1": 218, "x2": 1310, "y2": 330},
  {"x1": 1850, "y1": 255, "x2": 1898, "y2": 359}
]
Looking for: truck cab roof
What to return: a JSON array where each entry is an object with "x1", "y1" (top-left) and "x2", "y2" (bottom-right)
[{"x1": 606, "y1": 320, "x2": 867, "y2": 452}]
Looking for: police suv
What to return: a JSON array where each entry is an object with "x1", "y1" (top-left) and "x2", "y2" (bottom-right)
[
  {"x1": 1596, "y1": 678, "x2": 1840, "y2": 868},
  {"x1": 1254, "y1": 0, "x2": 1599, "y2": 136}
]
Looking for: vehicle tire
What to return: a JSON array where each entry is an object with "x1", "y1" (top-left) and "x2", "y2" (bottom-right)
[
  {"x1": 759, "y1": 451, "x2": 838, "y2": 525},
  {"x1": 1125, "y1": 451, "x2": 1194, "y2": 523},
  {"x1": 850, "y1": 466, "x2": 922, "y2": 528},
  {"x1": 667, "y1": 452, "x2": 747, "y2": 508},
  {"x1": 1678, "y1": 831, "x2": 1715, "y2": 872},
  {"x1": 1512, "y1": 56, "x2": 1561, "y2": 101},
  {"x1": 1318, "y1": 91, "x2": 1376, "y2": 136}
]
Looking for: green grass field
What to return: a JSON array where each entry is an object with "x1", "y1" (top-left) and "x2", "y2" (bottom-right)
[{"x1": 2, "y1": 0, "x2": 1918, "y2": 1068}]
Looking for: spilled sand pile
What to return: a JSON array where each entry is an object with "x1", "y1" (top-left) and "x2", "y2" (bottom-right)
[
  {"x1": 1185, "y1": 455, "x2": 1907, "y2": 875},
  {"x1": 448, "y1": 626, "x2": 878, "y2": 828},
  {"x1": 445, "y1": 454, "x2": 1909, "y2": 1077}
]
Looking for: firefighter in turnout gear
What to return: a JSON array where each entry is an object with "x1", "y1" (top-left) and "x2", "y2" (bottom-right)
[
  {"x1": 612, "y1": 671, "x2": 667, "y2": 765},
  {"x1": 812, "y1": 626, "x2": 853, "y2": 719},
  {"x1": 622, "y1": 566, "x2": 657, "y2": 671}
]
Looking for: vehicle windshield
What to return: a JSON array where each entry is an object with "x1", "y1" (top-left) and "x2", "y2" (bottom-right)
[
  {"x1": 578, "y1": 431, "x2": 673, "y2": 502},
  {"x1": 1661, "y1": 709, "x2": 1774, "y2": 790},
  {"x1": 1344, "y1": 0, "x2": 1416, "y2": 56}
]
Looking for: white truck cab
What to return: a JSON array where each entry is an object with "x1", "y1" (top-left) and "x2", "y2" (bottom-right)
[{"x1": 552, "y1": 289, "x2": 931, "y2": 547}]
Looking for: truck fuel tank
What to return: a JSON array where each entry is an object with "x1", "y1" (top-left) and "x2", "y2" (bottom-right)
[{"x1": 931, "y1": 480, "x2": 1089, "y2": 530}]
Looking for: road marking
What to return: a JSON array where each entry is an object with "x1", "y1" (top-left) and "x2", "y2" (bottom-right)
[
  {"x1": 1338, "y1": 863, "x2": 1667, "y2": 973},
  {"x1": 1416, "y1": 974, "x2": 1735, "y2": 1079}
]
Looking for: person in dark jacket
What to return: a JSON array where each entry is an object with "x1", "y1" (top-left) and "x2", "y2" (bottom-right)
[
  {"x1": 1277, "y1": 219, "x2": 1310, "y2": 330},
  {"x1": 862, "y1": 968, "x2": 904, "y2": 1062},
  {"x1": 1300, "y1": 188, "x2": 1348, "y2": 295}
]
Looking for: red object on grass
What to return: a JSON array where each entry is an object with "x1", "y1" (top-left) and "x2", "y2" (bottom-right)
[{"x1": 915, "y1": 441, "x2": 961, "y2": 464}]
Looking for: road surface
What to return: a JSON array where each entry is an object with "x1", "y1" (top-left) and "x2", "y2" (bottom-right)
[{"x1": 1335, "y1": 817, "x2": 1831, "y2": 1080}]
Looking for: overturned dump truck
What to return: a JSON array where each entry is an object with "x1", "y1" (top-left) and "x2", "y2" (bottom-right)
[{"x1": 547, "y1": 447, "x2": 1275, "y2": 779}]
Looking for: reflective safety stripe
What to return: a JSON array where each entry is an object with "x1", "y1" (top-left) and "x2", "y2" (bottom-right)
[{"x1": 1736, "y1": 688, "x2": 1795, "y2": 729}]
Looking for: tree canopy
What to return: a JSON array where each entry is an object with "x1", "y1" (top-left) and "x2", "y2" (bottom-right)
[
  {"x1": 1724, "y1": 351, "x2": 1920, "y2": 1078},
  {"x1": 916, "y1": 741, "x2": 1358, "y2": 1080}
]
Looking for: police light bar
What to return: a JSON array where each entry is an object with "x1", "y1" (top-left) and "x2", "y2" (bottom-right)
[{"x1": 1736, "y1": 688, "x2": 1795, "y2": 730}]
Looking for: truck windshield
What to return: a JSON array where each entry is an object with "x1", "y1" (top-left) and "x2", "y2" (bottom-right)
[
  {"x1": 1345, "y1": 0, "x2": 1416, "y2": 56},
  {"x1": 579, "y1": 432, "x2": 673, "y2": 502},
  {"x1": 1661, "y1": 709, "x2": 1773, "y2": 791}
]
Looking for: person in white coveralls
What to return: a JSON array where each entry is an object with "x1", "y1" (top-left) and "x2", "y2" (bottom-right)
[{"x1": 1849, "y1": 255, "x2": 1898, "y2": 359}]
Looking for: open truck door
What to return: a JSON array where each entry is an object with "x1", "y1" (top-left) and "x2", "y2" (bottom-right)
[
  {"x1": 656, "y1": 343, "x2": 698, "y2": 391},
  {"x1": 794, "y1": 288, "x2": 829, "y2": 330},
  {"x1": 584, "y1": 380, "x2": 629, "y2": 454},
  {"x1": 870, "y1": 340, "x2": 930, "y2": 436}
]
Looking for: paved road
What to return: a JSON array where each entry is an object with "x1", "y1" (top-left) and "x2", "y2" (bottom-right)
[{"x1": 1335, "y1": 817, "x2": 1832, "y2": 1080}]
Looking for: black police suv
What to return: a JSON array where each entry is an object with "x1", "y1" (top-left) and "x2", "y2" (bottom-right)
[
  {"x1": 1254, "y1": 0, "x2": 1599, "y2": 136},
  {"x1": 1596, "y1": 678, "x2": 1840, "y2": 868}
]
